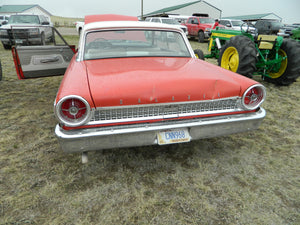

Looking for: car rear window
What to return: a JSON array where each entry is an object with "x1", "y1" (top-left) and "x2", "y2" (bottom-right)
[
  {"x1": 231, "y1": 21, "x2": 243, "y2": 26},
  {"x1": 83, "y1": 29, "x2": 191, "y2": 60}
]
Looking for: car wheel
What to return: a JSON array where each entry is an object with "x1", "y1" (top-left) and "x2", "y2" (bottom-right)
[
  {"x1": 194, "y1": 49, "x2": 204, "y2": 60},
  {"x1": 0, "y1": 60, "x2": 2, "y2": 81},
  {"x1": 264, "y1": 39, "x2": 300, "y2": 85},
  {"x1": 41, "y1": 32, "x2": 45, "y2": 45},
  {"x1": 2, "y1": 43, "x2": 11, "y2": 50},
  {"x1": 218, "y1": 35, "x2": 257, "y2": 78},
  {"x1": 198, "y1": 31, "x2": 205, "y2": 43}
]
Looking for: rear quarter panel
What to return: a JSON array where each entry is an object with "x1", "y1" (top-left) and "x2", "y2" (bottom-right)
[{"x1": 55, "y1": 55, "x2": 94, "y2": 108}]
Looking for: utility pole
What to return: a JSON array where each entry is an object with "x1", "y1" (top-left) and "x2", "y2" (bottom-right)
[{"x1": 141, "y1": 0, "x2": 143, "y2": 20}]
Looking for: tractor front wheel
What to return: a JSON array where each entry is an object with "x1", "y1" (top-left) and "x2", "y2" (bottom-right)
[
  {"x1": 194, "y1": 49, "x2": 204, "y2": 60},
  {"x1": 264, "y1": 39, "x2": 300, "y2": 85},
  {"x1": 218, "y1": 35, "x2": 257, "y2": 78}
]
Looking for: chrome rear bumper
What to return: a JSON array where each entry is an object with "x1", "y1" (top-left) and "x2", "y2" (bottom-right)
[{"x1": 55, "y1": 108, "x2": 265, "y2": 153}]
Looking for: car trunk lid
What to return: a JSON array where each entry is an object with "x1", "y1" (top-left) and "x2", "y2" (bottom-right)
[{"x1": 85, "y1": 57, "x2": 245, "y2": 107}]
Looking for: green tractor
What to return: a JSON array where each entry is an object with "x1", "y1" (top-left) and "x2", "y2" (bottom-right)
[
  {"x1": 194, "y1": 24, "x2": 300, "y2": 85},
  {"x1": 291, "y1": 27, "x2": 300, "y2": 41}
]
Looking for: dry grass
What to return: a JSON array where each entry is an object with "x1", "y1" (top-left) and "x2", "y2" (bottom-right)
[
  {"x1": 0, "y1": 38, "x2": 299, "y2": 224},
  {"x1": 51, "y1": 16, "x2": 83, "y2": 27}
]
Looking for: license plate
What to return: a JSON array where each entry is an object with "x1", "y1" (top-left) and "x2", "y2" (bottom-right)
[
  {"x1": 157, "y1": 128, "x2": 190, "y2": 145},
  {"x1": 15, "y1": 40, "x2": 23, "y2": 44}
]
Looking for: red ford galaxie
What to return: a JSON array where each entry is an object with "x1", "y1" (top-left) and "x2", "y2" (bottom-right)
[{"x1": 12, "y1": 15, "x2": 266, "y2": 163}]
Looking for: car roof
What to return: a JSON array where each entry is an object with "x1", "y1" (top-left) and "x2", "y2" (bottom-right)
[
  {"x1": 149, "y1": 17, "x2": 173, "y2": 20},
  {"x1": 189, "y1": 16, "x2": 213, "y2": 18},
  {"x1": 220, "y1": 19, "x2": 242, "y2": 21},
  {"x1": 85, "y1": 14, "x2": 138, "y2": 24},
  {"x1": 83, "y1": 20, "x2": 183, "y2": 33}
]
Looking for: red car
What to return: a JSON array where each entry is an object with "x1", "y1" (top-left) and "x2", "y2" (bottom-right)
[{"x1": 12, "y1": 15, "x2": 266, "y2": 163}]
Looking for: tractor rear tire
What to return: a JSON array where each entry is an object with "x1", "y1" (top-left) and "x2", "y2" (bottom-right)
[
  {"x1": 264, "y1": 39, "x2": 300, "y2": 85},
  {"x1": 218, "y1": 35, "x2": 257, "y2": 78}
]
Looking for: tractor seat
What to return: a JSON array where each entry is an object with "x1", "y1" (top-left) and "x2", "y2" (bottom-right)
[{"x1": 257, "y1": 35, "x2": 277, "y2": 49}]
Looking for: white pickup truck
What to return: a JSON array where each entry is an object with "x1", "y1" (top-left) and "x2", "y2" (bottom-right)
[
  {"x1": 75, "y1": 21, "x2": 84, "y2": 35},
  {"x1": 0, "y1": 14, "x2": 53, "y2": 49}
]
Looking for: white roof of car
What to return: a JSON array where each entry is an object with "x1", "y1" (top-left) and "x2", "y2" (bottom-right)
[
  {"x1": 221, "y1": 19, "x2": 243, "y2": 21},
  {"x1": 83, "y1": 21, "x2": 183, "y2": 33},
  {"x1": 148, "y1": 17, "x2": 174, "y2": 20}
]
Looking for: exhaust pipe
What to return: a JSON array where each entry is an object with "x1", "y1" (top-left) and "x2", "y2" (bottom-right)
[
  {"x1": 82, "y1": 152, "x2": 88, "y2": 164},
  {"x1": 216, "y1": 38, "x2": 221, "y2": 49}
]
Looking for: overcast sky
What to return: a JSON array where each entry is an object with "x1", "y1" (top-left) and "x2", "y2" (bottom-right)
[{"x1": 1, "y1": 0, "x2": 299, "y2": 24}]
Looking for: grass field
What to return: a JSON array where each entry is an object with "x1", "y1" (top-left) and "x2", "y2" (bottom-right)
[
  {"x1": 51, "y1": 16, "x2": 83, "y2": 27},
  {"x1": 0, "y1": 36, "x2": 299, "y2": 224}
]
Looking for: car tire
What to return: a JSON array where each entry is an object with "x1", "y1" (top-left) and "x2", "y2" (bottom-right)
[
  {"x1": 2, "y1": 43, "x2": 11, "y2": 50},
  {"x1": 264, "y1": 39, "x2": 300, "y2": 85},
  {"x1": 49, "y1": 34, "x2": 54, "y2": 43},
  {"x1": 218, "y1": 35, "x2": 257, "y2": 78},
  {"x1": 194, "y1": 49, "x2": 204, "y2": 60},
  {"x1": 198, "y1": 31, "x2": 205, "y2": 43},
  {"x1": 41, "y1": 32, "x2": 45, "y2": 45}
]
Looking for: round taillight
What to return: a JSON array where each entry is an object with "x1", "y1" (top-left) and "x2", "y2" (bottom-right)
[
  {"x1": 55, "y1": 95, "x2": 91, "y2": 127},
  {"x1": 242, "y1": 84, "x2": 266, "y2": 110}
]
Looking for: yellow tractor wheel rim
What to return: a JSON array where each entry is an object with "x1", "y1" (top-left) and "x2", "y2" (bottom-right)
[
  {"x1": 221, "y1": 47, "x2": 239, "y2": 72},
  {"x1": 269, "y1": 49, "x2": 288, "y2": 79}
]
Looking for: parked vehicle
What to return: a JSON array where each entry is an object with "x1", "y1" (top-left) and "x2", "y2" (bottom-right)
[
  {"x1": 0, "y1": 14, "x2": 53, "y2": 49},
  {"x1": 219, "y1": 19, "x2": 244, "y2": 30},
  {"x1": 168, "y1": 15, "x2": 190, "y2": 24},
  {"x1": 12, "y1": 14, "x2": 266, "y2": 163},
  {"x1": 145, "y1": 17, "x2": 188, "y2": 35},
  {"x1": 183, "y1": 16, "x2": 219, "y2": 42},
  {"x1": 0, "y1": 15, "x2": 10, "y2": 26},
  {"x1": 279, "y1": 24, "x2": 296, "y2": 37},
  {"x1": 219, "y1": 19, "x2": 256, "y2": 33},
  {"x1": 254, "y1": 20, "x2": 285, "y2": 35},
  {"x1": 278, "y1": 24, "x2": 300, "y2": 38},
  {"x1": 194, "y1": 23, "x2": 300, "y2": 85}
]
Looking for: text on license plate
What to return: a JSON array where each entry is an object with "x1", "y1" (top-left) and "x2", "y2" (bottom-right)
[{"x1": 157, "y1": 128, "x2": 191, "y2": 145}]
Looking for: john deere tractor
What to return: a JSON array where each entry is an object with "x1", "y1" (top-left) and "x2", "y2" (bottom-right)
[
  {"x1": 194, "y1": 24, "x2": 300, "y2": 85},
  {"x1": 291, "y1": 27, "x2": 300, "y2": 41}
]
